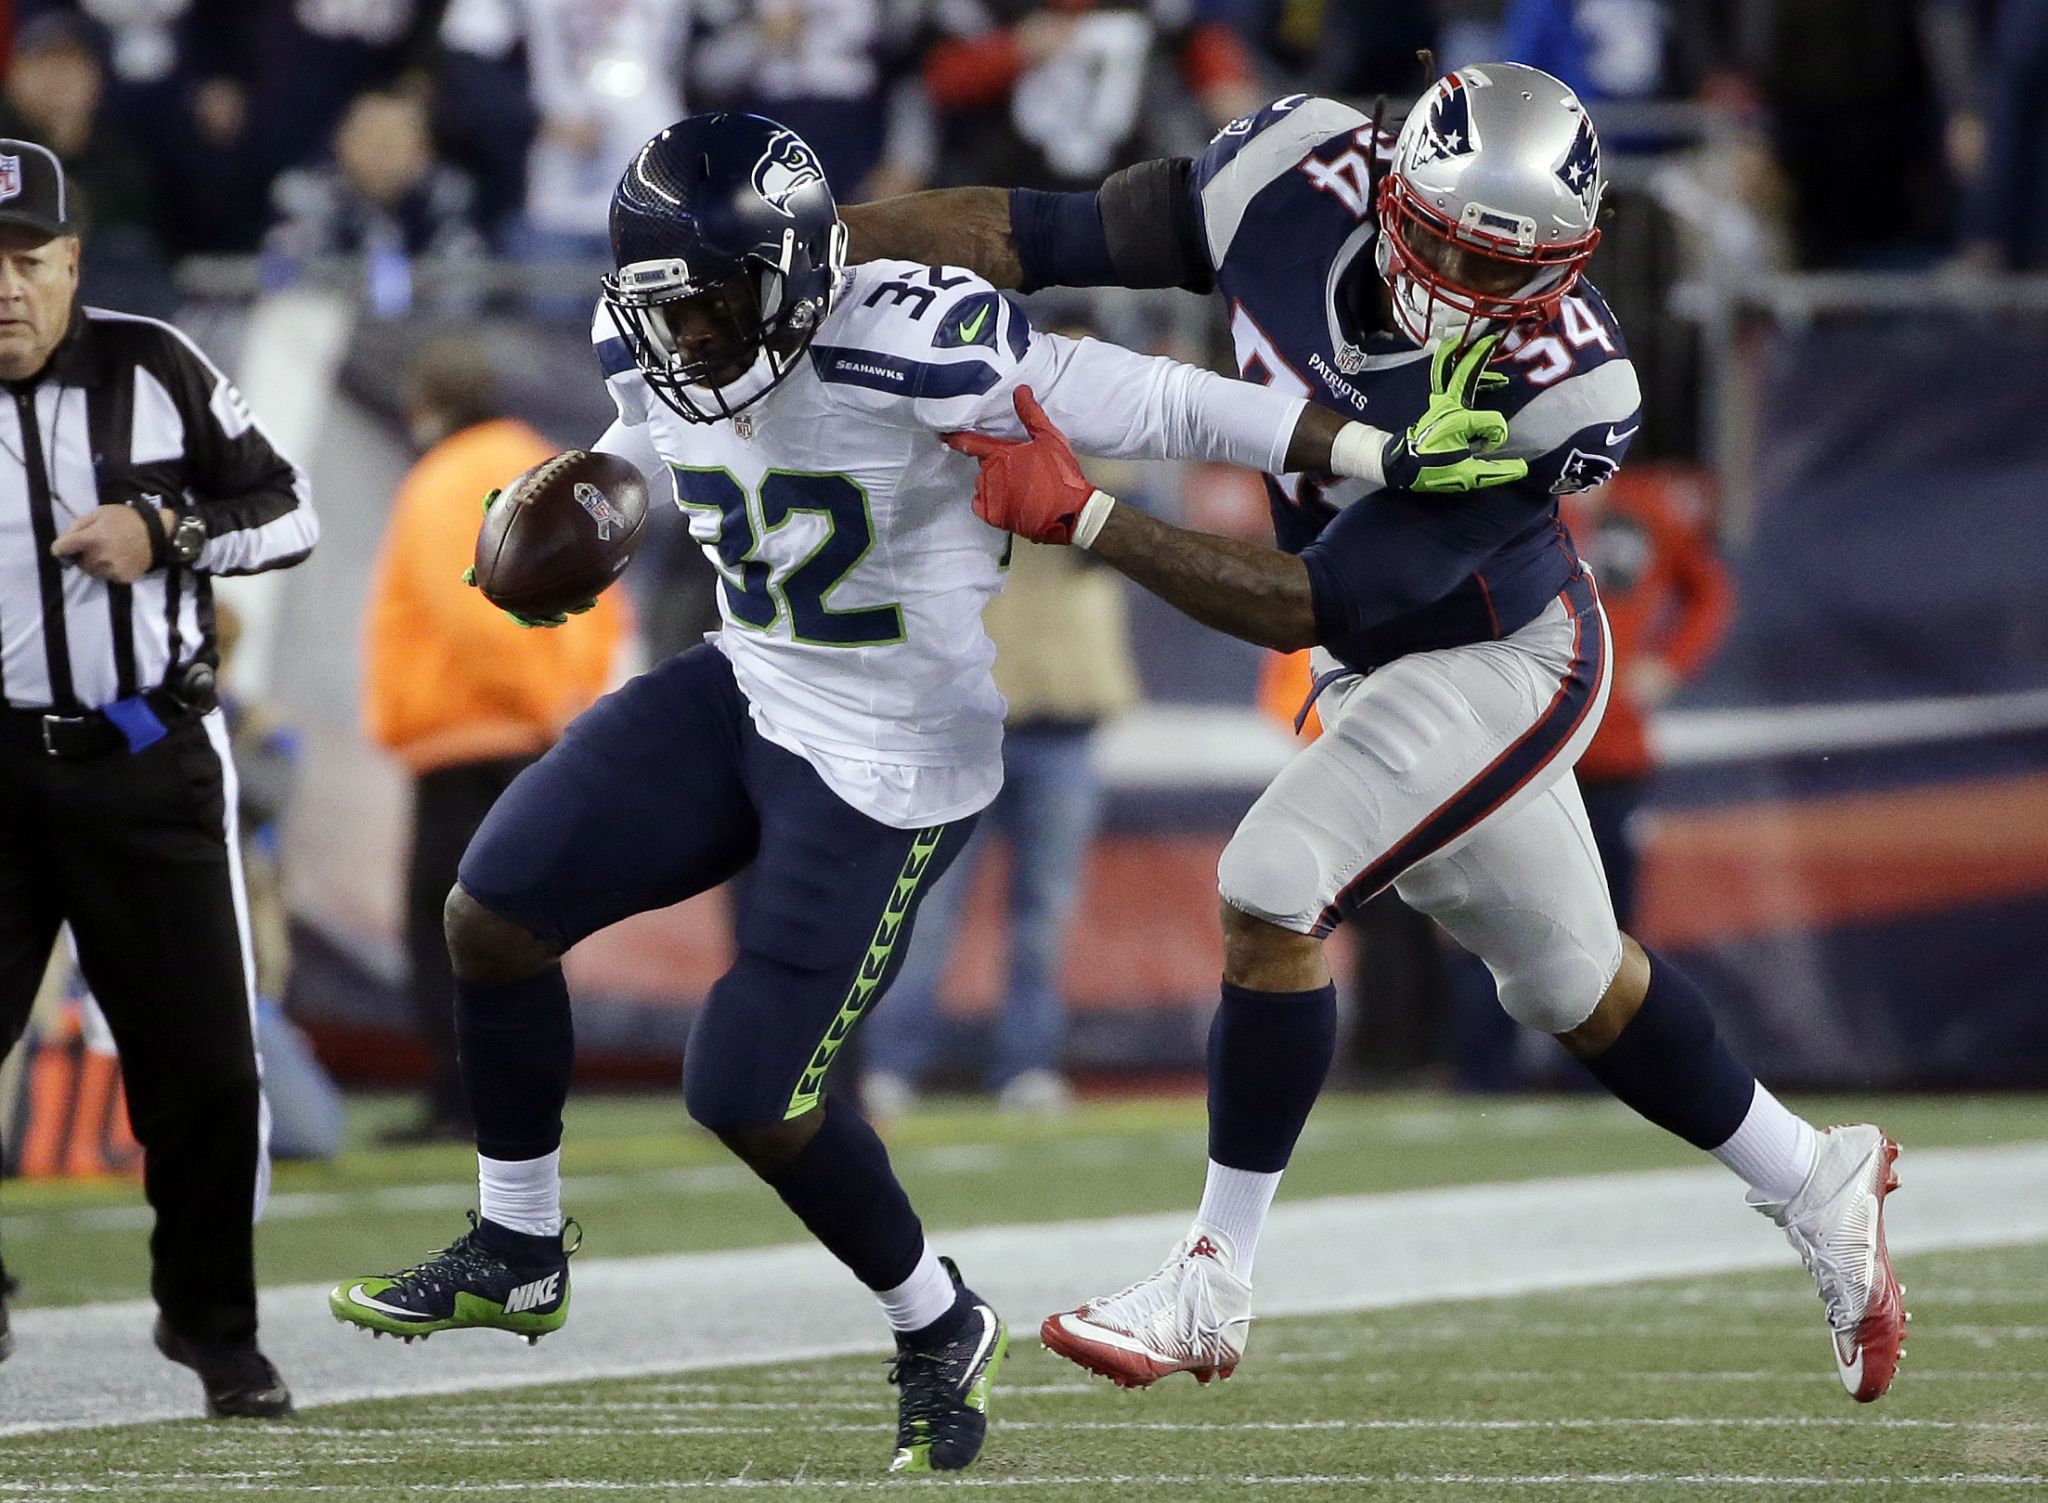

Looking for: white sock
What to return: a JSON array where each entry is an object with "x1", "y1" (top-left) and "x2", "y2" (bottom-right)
[
  {"x1": 1711, "y1": 1084, "x2": 1819, "y2": 1203},
  {"x1": 1194, "y1": 1161, "x2": 1283, "y2": 1281},
  {"x1": 877, "y1": 1241, "x2": 958, "y2": 1334},
  {"x1": 478, "y1": 1149, "x2": 563, "y2": 1236}
]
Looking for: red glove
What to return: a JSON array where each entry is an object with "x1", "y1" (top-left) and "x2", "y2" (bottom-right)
[{"x1": 943, "y1": 386, "x2": 1095, "y2": 545}]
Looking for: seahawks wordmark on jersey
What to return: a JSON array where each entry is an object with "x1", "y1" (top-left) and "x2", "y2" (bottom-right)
[{"x1": 591, "y1": 259, "x2": 1304, "y2": 827}]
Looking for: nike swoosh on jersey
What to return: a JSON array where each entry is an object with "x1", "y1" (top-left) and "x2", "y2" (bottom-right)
[
  {"x1": 1605, "y1": 424, "x2": 1640, "y2": 445},
  {"x1": 957, "y1": 306, "x2": 990, "y2": 343},
  {"x1": 339, "y1": 1283, "x2": 432, "y2": 1322}
]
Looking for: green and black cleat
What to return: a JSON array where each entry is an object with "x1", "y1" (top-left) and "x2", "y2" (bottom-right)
[
  {"x1": 888, "y1": 1257, "x2": 1008, "y2": 1474},
  {"x1": 329, "y1": 1212, "x2": 579, "y2": 1345}
]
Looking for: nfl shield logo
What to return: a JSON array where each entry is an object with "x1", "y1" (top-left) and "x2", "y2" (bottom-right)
[{"x1": 0, "y1": 156, "x2": 21, "y2": 204}]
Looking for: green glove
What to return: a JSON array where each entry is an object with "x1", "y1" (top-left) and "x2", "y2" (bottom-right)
[
  {"x1": 460, "y1": 556, "x2": 596, "y2": 630},
  {"x1": 1381, "y1": 334, "x2": 1529, "y2": 494}
]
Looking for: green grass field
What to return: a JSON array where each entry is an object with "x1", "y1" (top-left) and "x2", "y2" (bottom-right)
[{"x1": 3, "y1": 1091, "x2": 2045, "y2": 1500}]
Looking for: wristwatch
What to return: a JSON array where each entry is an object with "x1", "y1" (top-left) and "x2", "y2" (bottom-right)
[{"x1": 168, "y1": 512, "x2": 206, "y2": 566}]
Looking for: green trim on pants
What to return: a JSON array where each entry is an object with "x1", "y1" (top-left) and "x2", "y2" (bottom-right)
[{"x1": 784, "y1": 825, "x2": 946, "y2": 1119}]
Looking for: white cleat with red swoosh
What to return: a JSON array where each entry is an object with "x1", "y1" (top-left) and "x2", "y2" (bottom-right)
[
  {"x1": 1749, "y1": 1123, "x2": 1908, "y2": 1402},
  {"x1": 1040, "y1": 1226, "x2": 1252, "y2": 1388}
]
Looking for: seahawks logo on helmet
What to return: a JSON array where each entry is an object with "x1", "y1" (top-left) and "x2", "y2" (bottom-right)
[
  {"x1": 1411, "y1": 73, "x2": 1479, "y2": 167},
  {"x1": 1556, "y1": 113, "x2": 1602, "y2": 220},
  {"x1": 752, "y1": 130, "x2": 825, "y2": 217}
]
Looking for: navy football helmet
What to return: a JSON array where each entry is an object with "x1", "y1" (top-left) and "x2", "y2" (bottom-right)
[{"x1": 602, "y1": 113, "x2": 848, "y2": 423}]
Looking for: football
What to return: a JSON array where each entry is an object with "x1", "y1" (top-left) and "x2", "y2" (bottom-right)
[{"x1": 472, "y1": 449, "x2": 650, "y2": 616}]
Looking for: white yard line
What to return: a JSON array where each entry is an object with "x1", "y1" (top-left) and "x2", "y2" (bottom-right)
[
  {"x1": 3, "y1": 1142, "x2": 2045, "y2": 1437},
  {"x1": 4, "y1": 1474, "x2": 2047, "y2": 1494}
]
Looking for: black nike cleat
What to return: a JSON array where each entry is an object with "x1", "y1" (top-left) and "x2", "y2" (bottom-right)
[
  {"x1": 330, "y1": 1211, "x2": 579, "y2": 1344},
  {"x1": 888, "y1": 1257, "x2": 1008, "y2": 1473},
  {"x1": 153, "y1": 1319, "x2": 294, "y2": 1419}
]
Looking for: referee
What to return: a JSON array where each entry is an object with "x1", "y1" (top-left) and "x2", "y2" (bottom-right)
[{"x1": 0, "y1": 142, "x2": 317, "y2": 1417}]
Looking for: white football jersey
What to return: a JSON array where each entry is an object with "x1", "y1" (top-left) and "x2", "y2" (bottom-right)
[{"x1": 592, "y1": 259, "x2": 1305, "y2": 827}]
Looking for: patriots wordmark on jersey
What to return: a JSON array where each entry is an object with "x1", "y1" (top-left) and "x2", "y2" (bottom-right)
[
  {"x1": 589, "y1": 259, "x2": 1306, "y2": 827},
  {"x1": 1184, "y1": 93, "x2": 1643, "y2": 671}
]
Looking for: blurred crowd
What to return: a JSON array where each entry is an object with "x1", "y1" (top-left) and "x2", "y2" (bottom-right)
[{"x1": 3, "y1": 0, "x2": 2047, "y2": 319}]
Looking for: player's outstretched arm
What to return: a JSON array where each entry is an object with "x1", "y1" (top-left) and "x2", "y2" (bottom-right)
[
  {"x1": 843, "y1": 191, "x2": 1025, "y2": 288},
  {"x1": 1091, "y1": 506, "x2": 1318, "y2": 651},
  {"x1": 845, "y1": 157, "x2": 1210, "y2": 294},
  {"x1": 950, "y1": 387, "x2": 1548, "y2": 654},
  {"x1": 947, "y1": 389, "x2": 1315, "y2": 651}
]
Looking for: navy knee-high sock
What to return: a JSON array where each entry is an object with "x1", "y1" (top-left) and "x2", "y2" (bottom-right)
[
  {"x1": 1579, "y1": 950, "x2": 1754, "y2": 1149},
  {"x1": 766, "y1": 1095, "x2": 928, "y2": 1294},
  {"x1": 1207, "y1": 982, "x2": 1339, "y2": 1172},
  {"x1": 455, "y1": 967, "x2": 575, "y2": 1162}
]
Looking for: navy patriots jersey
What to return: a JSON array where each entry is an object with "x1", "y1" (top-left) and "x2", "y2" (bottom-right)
[{"x1": 1182, "y1": 95, "x2": 1642, "y2": 672}]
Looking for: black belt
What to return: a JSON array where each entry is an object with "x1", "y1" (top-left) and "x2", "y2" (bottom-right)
[{"x1": 0, "y1": 686, "x2": 202, "y2": 760}]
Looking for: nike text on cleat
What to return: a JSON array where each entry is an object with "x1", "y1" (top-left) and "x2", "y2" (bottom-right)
[
  {"x1": 329, "y1": 1211, "x2": 580, "y2": 1345},
  {"x1": 889, "y1": 1257, "x2": 1008, "y2": 1474},
  {"x1": 1749, "y1": 1124, "x2": 1907, "y2": 1402},
  {"x1": 1039, "y1": 1225, "x2": 1252, "y2": 1389}
]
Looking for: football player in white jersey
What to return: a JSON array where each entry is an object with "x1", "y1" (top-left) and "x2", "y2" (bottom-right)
[{"x1": 327, "y1": 111, "x2": 1471, "y2": 1472}]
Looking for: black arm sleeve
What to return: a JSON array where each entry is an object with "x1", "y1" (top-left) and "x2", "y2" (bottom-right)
[
  {"x1": 1098, "y1": 157, "x2": 1214, "y2": 294},
  {"x1": 1009, "y1": 157, "x2": 1214, "y2": 295}
]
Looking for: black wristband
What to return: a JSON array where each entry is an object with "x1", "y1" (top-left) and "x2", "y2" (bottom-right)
[{"x1": 128, "y1": 498, "x2": 171, "y2": 570}]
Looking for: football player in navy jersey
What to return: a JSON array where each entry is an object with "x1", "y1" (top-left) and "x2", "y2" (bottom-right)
[{"x1": 846, "y1": 64, "x2": 1908, "y2": 1402}]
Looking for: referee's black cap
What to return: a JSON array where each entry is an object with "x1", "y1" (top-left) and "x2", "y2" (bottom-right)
[{"x1": 0, "y1": 140, "x2": 74, "y2": 242}]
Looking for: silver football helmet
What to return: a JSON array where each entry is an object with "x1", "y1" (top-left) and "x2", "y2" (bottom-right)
[{"x1": 1375, "y1": 63, "x2": 1605, "y2": 346}]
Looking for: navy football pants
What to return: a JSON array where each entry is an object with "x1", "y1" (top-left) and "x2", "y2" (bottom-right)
[{"x1": 457, "y1": 645, "x2": 977, "y2": 1129}]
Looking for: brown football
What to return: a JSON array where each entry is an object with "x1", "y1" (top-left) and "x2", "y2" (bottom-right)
[{"x1": 473, "y1": 449, "x2": 651, "y2": 616}]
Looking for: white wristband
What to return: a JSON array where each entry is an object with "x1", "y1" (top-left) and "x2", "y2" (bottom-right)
[
  {"x1": 1073, "y1": 488, "x2": 1118, "y2": 550},
  {"x1": 1328, "y1": 420, "x2": 1393, "y2": 487}
]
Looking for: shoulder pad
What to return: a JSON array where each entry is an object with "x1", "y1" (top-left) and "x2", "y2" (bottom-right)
[
  {"x1": 828, "y1": 262, "x2": 1028, "y2": 364},
  {"x1": 811, "y1": 263, "x2": 1027, "y2": 411},
  {"x1": 1193, "y1": 95, "x2": 1371, "y2": 269}
]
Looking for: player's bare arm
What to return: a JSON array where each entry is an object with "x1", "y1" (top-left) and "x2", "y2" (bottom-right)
[
  {"x1": 947, "y1": 388, "x2": 1318, "y2": 651},
  {"x1": 842, "y1": 191, "x2": 1024, "y2": 287},
  {"x1": 845, "y1": 156, "x2": 1214, "y2": 295},
  {"x1": 1090, "y1": 506, "x2": 1316, "y2": 652}
]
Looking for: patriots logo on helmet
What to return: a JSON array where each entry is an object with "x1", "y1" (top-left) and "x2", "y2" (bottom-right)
[
  {"x1": 0, "y1": 155, "x2": 19, "y2": 204},
  {"x1": 752, "y1": 131, "x2": 824, "y2": 217},
  {"x1": 573, "y1": 481, "x2": 623, "y2": 541},
  {"x1": 1411, "y1": 75, "x2": 1478, "y2": 167},
  {"x1": 1556, "y1": 113, "x2": 1601, "y2": 219},
  {"x1": 1551, "y1": 446, "x2": 1620, "y2": 495}
]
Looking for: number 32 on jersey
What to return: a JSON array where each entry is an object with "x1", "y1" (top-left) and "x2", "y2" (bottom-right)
[{"x1": 671, "y1": 467, "x2": 906, "y2": 648}]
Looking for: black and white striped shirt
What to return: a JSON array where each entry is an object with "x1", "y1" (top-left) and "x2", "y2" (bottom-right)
[{"x1": 0, "y1": 306, "x2": 319, "y2": 712}]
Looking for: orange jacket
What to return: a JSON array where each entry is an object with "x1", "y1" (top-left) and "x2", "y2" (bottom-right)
[
  {"x1": 363, "y1": 418, "x2": 629, "y2": 774},
  {"x1": 1564, "y1": 467, "x2": 1733, "y2": 784}
]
